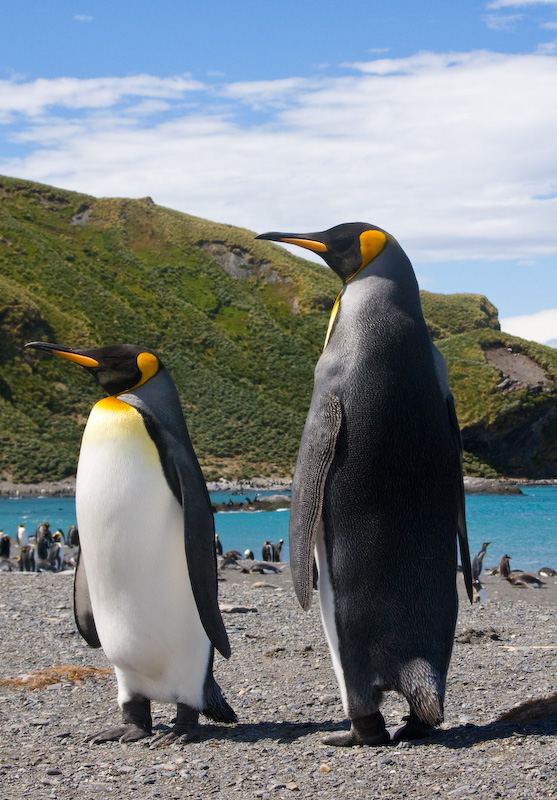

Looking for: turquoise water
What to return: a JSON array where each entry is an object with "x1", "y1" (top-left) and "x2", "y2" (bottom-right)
[{"x1": 1, "y1": 487, "x2": 556, "y2": 571}]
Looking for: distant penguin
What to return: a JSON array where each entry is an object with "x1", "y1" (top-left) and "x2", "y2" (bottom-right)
[
  {"x1": 16, "y1": 525, "x2": 28, "y2": 548},
  {"x1": 219, "y1": 552, "x2": 242, "y2": 570},
  {"x1": 67, "y1": 525, "x2": 79, "y2": 547},
  {"x1": 262, "y1": 541, "x2": 274, "y2": 562},
  {"x1": 247, "y1": 560, "x2": 281, "y2": 574},
  {"x1": 0, "y1": 534, "x2": 10, "y2": 559},
  {"x1": 215, "y1": 534, "x2": 223, "y2": 556},
  {"x1": 273, "y1": 539, "x2": 284, "y2": 562},
  {"x1": 472, "y1": 542, "x2": 490, "y2": 581},
  {"x1": 50, "y1": 532, "x2": 65, "y2": 571},
  {"x1": 499, "y1": 554, "x2": 511, "y2": 579},
  {"x1": 507, "y1": 573, "x2": 545, "y2": 588},
  {"x1": 257, "y1": 223, "x2": 473, "y2": 746},
  {"x1": 35, "y1": 521, "x2": 50, "y2": 542},
  {"x1": 26, "y1": 341, "x2": 236, "y2": 744},
  {"x1": 18, "y1": 544, "x2": 36, "y2": 572},
  {"x1": 244, "y1": 549, "x2": 254, "y2": 560},
  {"x1": 37, "y1": 531, "x2": 51, "y2": 561},
  {"x1": 539, "y1": 567, "x2": 556, "y2": 577}
]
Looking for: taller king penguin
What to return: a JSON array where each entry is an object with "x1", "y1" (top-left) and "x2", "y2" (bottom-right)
[
  {"x1": 26, "y1": 342, "x2": 236, "y2": 745},
  {"x1": 256, "y1": 223, "x2": 473, "y2": 746}
]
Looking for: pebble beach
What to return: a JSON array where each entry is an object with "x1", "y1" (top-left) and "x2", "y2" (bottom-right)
[{"x1": 1, "y1": 565, "x2": 557, "y2": 800}]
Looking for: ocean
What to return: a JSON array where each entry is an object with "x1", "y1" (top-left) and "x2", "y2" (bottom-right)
[{"x1": 1, "y1": 487, "x2": 556, "y2": 572}]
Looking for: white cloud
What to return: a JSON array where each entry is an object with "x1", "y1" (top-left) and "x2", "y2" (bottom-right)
[
  {"x1": 1, "y1": 52, "x2": 557, "y2": 267},
  {"x1": 483, "y1": 13, "x2": 523, "y2": 30},
  {"x1": 536, "y1": 40, "x2": 557, "y2": 52},
  {"x1": 75, "y1": 14, "x2": 93, "y2": 22},
  {"x1": 501, "y1": 309, "x2": 557, "y2": 344},
  {"x1": 0, "y1": 75, "x2": 204, "y2": 117},
  {"x1": 541, "y1": 20, "x2": 557, "y2": 27},
  {"x1": 488, "y1": 0, "x2": 557, "y2": 7}
]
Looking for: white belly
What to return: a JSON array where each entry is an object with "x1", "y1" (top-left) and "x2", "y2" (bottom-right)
[
  {"x1": 315, "y1": 521, "x2": 349, "y2": 715},
  {"x1": 76, "y1": 398, "x2": 210, "y2": 706}
]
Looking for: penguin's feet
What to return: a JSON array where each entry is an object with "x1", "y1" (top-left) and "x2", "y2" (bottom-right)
[
  {"x1": 392, "y1": 712, "x2": 434, "y2": 742},
  {"x1": 323, "y1": 711, "x2": 390, "y2": 747},
  {"x1": 149, "y1": 702, "x2": 200, "y2": 748},
  {"x1": 86, "y1": 696, "x2": 153, "y2": 745},
  {"x1": 85, "y1": 724, "x2": 153, "y2": 745}
]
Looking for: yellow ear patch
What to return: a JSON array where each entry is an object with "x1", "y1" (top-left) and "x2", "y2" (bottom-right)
[
  {"x1": 359, "y1": 230, "x2": 387, "y2": 268},
  {"x1": 132, "y1": 352, "x2": 159, "y2": 389}
]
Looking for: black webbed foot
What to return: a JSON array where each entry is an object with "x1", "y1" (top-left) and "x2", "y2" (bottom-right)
[
  {"x1": 392, "y1": 712, "x2": 434, "y2": 742},
  {"x1": 323, "y1": 711, "x2": 390, "y2": 747},
  {"x1": 85, "y1": 696, "x2": 152, "y2": 745},
  {"x1": 149, "y1": 702, "x2": 200, "y2": 748},
  {"x1": 85, "y1": 724, "x2": 152, "y2": 744}
]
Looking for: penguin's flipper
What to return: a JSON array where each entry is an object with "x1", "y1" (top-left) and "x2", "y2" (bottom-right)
[
  {"x1": 431, "y1": 344, "x2": 473, "y2": 603},
  {"x1": 290, "y1": 392, "x2": 342, "y2": 610},
  {"x1": 73, "y1": 549, "x2": 101, "y2": 648},
  {"x1": 175, "y1": 449, "x2": 231, "y2": 659},
  {"x1": 120, "y1": 374, "x2": 231, "y2": 660},
  {"x1": 448, "y1": 393, "x2": 474, "y2": 604}
]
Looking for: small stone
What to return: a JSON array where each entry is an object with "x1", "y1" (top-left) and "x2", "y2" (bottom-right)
[
  {"x1": 31, "y1": 719, "x2": 50, "y2": 726},
  {"x1": 46, "y1": 768, "x2": 63, "y2": 775},
  {"x1": 286, "y1": 782, "x2": 299, "y2": 791},
  {"x1": 319, "y1": 763, "x2": 331, "y2": 773},
  {"x1": 320, "y1": 694, "x2": 337, "y2": 704}
]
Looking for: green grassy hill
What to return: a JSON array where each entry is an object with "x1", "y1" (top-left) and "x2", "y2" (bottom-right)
[{"x1": 1, "y1": 175, "x2": 556, "y2": 481}]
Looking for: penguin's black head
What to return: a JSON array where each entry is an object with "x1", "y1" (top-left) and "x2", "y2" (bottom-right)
[
  {"x1": 256, "y1": 222, "x2": 389, "y2": 283},
  {"x1": 25, "y1": 342, "x2": 161, "y2": 396}
]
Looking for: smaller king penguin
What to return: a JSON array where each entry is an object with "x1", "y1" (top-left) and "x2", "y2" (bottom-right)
[
  {"x1": 25, "y1": 342, "x2": 236, "y2": 744},
  {"x1": 256, "y1": 223, "x2": 473, "y2": 747}
]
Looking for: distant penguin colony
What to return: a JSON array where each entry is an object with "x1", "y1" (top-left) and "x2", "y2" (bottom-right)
[
  {"x1": 257, "y1": 223, "x2": 473, "y2": 746},
  {"x1": 26, "y1": 341, "x2": 236, "y2": 744}
]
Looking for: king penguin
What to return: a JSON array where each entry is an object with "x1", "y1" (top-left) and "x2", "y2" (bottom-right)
[
  {"x1": 25, "y1": 341, "x2": 236, "y2": 744},
  {"x1": 256, "y1": 223, "x2": 473, "y2": 746}
]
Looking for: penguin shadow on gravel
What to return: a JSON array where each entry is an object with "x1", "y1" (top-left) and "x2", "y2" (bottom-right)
[
  {"x1": 144, "y1": 719, "x2": 347, "y2": 746},
  {"x1": 393, "y1": 694, "x2": 557, "y2": 750},
  {"x1": 429, "y1": 717, "x2": 557, "y2": 750}
]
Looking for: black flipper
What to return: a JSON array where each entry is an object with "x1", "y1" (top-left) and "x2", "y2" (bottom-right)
[
  {"x1": 431, "y1": 344, "x2": 473, "y2": 603},
  {"x1": 120, "y1": 370, "x2": 231, "y2": 659},
  {"x1": 73, "y1": 549, "x2": 102, "y2": 648},
  {"x1": 289, "y1": 392, "x2": 342, "y2": 610},
  {"x1": 447, "y1": 393, "x2": 473, "y2": 603}
]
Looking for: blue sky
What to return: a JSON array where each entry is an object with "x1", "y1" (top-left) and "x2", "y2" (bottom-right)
[{"x1": 1, "y1": 0, "x2": 557, "y2": 344}]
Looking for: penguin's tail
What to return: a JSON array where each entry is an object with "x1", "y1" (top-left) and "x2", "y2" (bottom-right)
[
  {"x1": 203, "y1": 677, "x2": 238, "y2": 724},
  {"x1": 398, "y1": 659, "x2": 445, "y2": 727}
]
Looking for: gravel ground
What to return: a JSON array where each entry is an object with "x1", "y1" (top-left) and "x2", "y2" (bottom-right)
[{"x1": 1, "y1": 565, "x2": 557, "y2": 800}]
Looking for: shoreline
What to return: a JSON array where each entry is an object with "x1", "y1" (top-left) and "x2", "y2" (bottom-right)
[{"x1": 1, "y1": 475, "x2": 557, "y2": 499}]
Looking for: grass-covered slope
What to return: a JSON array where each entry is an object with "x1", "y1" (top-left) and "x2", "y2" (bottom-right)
[
  {"x1": 1, "y1": 175, "x2": 555, "y2": 481},
  {"x1": 438, "y1": 329, "x2": 557, "y2": 478}
]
